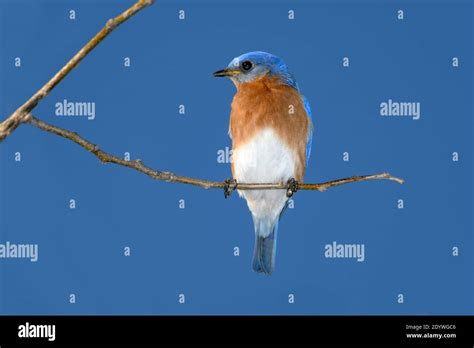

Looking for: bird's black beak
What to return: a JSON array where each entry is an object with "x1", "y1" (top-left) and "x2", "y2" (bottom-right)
[{"x1": 213, "y1": 68, "x2": 240, "y2": 77}]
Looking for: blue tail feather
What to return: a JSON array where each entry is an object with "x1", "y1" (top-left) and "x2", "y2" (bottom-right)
[{"x1": 252, "y1": 220, "x2": 279, "y2": 275}]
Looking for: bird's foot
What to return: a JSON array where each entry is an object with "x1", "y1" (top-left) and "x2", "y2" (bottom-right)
[
  {"x1": 286, "y1": 178, "x2": 299, "y2": 198},
  {"x1": 223, "y1": 178, "x2": 238, "y2": 199}
]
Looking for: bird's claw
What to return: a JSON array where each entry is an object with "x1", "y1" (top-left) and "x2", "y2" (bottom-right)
[
  {"x1": 223, "y1": 178, "x2": 238, "y2": 199},
  {"x1": 286, "y1": 178, "x2": 299, "y2": 198}
]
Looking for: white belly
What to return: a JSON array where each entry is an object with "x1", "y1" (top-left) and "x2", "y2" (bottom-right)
[{"x1": 233, "y1": 128, "x2": 297, "y2": 228}]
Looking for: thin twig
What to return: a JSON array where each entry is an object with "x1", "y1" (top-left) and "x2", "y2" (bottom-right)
[
  {"x1": 28, "y1": 115, "x2": 404, "y2": 192},
  {"x1": 0, "y1": 0, "x2": 154, "y2": 142}
]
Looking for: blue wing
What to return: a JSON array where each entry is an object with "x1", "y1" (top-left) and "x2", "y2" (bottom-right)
[
  {"x1": 279, "y1": 75, "x2": 313, "y2": 167},
  {"x1": 302, "y1": 95, "x2": 313, "y2": 167}
]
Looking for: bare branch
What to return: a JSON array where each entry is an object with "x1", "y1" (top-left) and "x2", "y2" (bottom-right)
[
  {"x1": 27, "y1": 115, "x2": 404, "y2": 193},
  {"x1": 0, "y1": 0, "x2": 154, "y2": 142}
]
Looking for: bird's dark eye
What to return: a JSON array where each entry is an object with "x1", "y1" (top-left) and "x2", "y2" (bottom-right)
[{"x1": 241, "y1": 60, "x2": 253, "y2": 72}]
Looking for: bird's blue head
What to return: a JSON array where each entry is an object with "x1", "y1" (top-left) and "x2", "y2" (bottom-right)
[{"x1": 213, "y1": 51, "x2": 298, "y2": 90}]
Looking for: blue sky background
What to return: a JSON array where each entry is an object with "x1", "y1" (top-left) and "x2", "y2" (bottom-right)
[{"x1": 0, "y1": 0, "x2": 472, "y2": 315}]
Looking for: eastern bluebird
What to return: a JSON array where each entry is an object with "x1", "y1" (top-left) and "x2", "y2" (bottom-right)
[{"x1": 214, "y1": 51, "x2": 313, "y2": 275}]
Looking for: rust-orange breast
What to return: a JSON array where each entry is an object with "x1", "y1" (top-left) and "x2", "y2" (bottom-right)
[{"x1": 229, "y1": 75, "x2": 312, "y2": 181}]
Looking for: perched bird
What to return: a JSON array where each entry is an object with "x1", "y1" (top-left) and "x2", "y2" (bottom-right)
[{"x1": 213, "y1": 51, "x2": 313, "y2": 275}]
